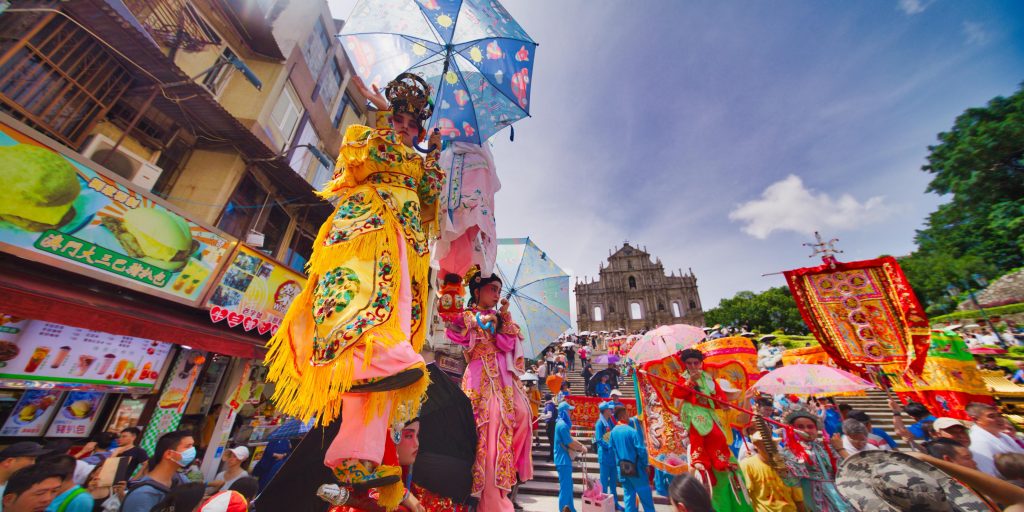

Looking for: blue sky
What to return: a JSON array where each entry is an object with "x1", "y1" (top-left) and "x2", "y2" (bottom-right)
[{"x1": 328, "y1": 0, "x2": 1024, "y2": 317}]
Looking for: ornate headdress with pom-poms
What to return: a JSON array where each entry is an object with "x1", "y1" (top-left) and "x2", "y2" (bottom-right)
[
  {"x1": 463, "y1": 264, "x2": 502, "y2": 309},
  {"x1": 384, "y1": 73, "x2": 433, "y2": 122}
]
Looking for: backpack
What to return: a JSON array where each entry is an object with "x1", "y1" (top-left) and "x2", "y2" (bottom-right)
[
  {"x1": 56, "y1": 487, "x2": 89, "y2": 512},
  {"x1": 119, "y1": 479, "x2": 175, "y2": 512}
]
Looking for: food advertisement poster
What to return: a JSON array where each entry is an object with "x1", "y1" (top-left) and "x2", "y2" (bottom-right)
[
  {"x1": 139, "y1": 350, "x2": 205, "y2": 456},
  {"x1": 106, "y1": 397, "x2": 147, "y2": 433},
  {"x1": 0, "y1": 317, "x2": 172, "y2": 391},
  {"x1": 205, "y1": 245, "x2": 305, "y2": 336},
  {"x1": 46, "y1": 391, "x2": 106, "y2": 437},
  {"x1": 1, "y1": 390, "x2": 63, "y2": 437},
  {"x1": 0, "y1": 117, "x2": 234, "y2": 306}
]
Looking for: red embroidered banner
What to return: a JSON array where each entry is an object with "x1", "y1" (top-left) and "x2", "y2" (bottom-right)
[
  {"x1": 784, "y1": 256, "x2": 930, "y2": 378},
  {"x1": 566, "y1": 395, "x2": 636, "y2": 428}
]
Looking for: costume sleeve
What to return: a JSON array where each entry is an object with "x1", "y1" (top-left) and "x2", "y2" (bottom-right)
[
  {"x1": 375, "y1": 109, "x2": 392, "y2": 129},
  {"x1": 417, "y1": 152, "x2": 444, "y2": 238},
  {"x1": 671, "y1": 376, "x2": 694, "y2": 400},
  {"x1": 445, "y1": 311, "x2": 473, "y2": 347},
  {"x1": 318, "y1": 124, "x2": 375, "y2": 200}
]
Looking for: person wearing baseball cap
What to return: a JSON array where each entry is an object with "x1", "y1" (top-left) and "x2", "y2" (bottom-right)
[
  {"x1": 933, "y1": 417, "x2": 972, "y2": 448},
  {"x1": 554, "y1": 401, "x2": 586, "y2": 512},
  {"x1": 210, "y1": 446, "x2": 249, "y2": 493},
  {"x1": 0, "y1": 442, "x2": 48, "y2": 498}
]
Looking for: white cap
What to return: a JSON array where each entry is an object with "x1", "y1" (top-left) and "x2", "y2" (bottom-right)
[
  {"x1": 609, "y1": 389, "x2": 623, "y2": 397},
  {"x1": 933, "y1": 417, "x2": 966, "y2": 431},
  {"x1": 226, "y1": 445, "x2": 250, "y2": 461}
]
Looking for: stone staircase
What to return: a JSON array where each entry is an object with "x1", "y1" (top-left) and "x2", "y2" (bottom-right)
[
  {"x1": 519, "y1": 360, "x2": 665, "y2": 504},
  {"x1": 833, "y1": 389, "x2": 910, "y2": 449}
]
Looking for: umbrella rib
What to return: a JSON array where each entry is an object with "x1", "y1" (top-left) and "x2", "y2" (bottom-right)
[
  {"x1": 453, "y1": 53, "x2": 481, "y2": 144},
  {"x1": 510, "y1": 237, "x2": 531, "y2": 292},
  {"x1": 338, "y1": 32, "x2": 441, "y2": 48},
  {"x1": 507, "y1": 293, "x2": 536, "y2": 357},
  {"x1": 509, "y1": 274, "x2": 565, "y2": 292},
  {"x1": 452, "y1": 42, "x2": 533, "y2": 116}
]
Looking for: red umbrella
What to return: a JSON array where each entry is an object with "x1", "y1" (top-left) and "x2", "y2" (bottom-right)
[{"x1": 969, "y1": 347, "x2": 1007, "y2": 355}]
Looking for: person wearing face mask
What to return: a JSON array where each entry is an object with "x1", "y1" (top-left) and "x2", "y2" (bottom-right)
[{"x1": 119, "y1": 431, "x2": 194, "y2": 512}]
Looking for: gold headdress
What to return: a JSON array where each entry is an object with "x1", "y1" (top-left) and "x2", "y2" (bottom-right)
[{"x1": 384, "y1": 73, "x2": 433, "y2": 122}]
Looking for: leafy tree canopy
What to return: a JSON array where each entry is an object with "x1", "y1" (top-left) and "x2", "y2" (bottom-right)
[
  {"x1": 705, "y1": 286, "x2": 808, "y2": 335},
  {"x1": 901, "y1": 82, "x2": 1024, "y2": 311}
]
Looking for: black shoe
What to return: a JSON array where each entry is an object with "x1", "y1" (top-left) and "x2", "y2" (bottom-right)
[
  {"x1": 350, "y1": 367, "x2": 424, "y2": 392},
  {"x1": 513, "y1": 502, "x2": 524, "y2": 511}
]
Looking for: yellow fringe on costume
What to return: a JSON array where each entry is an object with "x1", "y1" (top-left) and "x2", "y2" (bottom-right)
[
  {"x1": 376, "y1": 470, "x2": 407, "y2": 512},
  {"x1": 264, "y1": 121, "x2": 442, "y2": 428}
]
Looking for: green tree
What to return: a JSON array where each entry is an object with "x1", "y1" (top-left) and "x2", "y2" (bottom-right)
[
  {"x1": 911, "y1": 82, "x2": 1024, "y2": 284},
  {"x1": 897, "y1": 252, "x2": 997, "y2": 316},
  {"x1": 705, "y1": 286, "x2": 808, "y2": 334}
]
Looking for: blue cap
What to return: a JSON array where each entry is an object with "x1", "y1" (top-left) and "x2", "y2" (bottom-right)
[
  {"x1": 558, "y1": 401, "x2": 575, "y2": 412},
  {"x1": 598, "y1": 401, "x2": 615, "y2": 412}
]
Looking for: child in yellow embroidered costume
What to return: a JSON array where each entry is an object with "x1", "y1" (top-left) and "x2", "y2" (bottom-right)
[{"x1": 265, "y1": 73, "x2": 443, "y2": 510}]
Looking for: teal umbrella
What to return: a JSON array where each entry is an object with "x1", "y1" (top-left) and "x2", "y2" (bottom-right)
[{"x1": 494, "y1": 238, "x2": 570, "y2": 359}]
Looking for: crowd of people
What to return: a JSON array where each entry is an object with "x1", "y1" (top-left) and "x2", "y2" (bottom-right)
[{"x1": 0, "y1": 429, "x2": 258, "y2": 512}]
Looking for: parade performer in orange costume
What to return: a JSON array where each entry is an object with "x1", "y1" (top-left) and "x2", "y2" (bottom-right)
[
  {"x1": 445, "y1": 266, "x2": 533, "y2": 512},
  {"x1": 265, "y1": 73, "x2": 443, "y2": 510},
  {"x1": 672, "y1": 348, "x2": 753, "y2": 512}
]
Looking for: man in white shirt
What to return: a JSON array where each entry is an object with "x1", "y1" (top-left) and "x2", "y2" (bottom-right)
[
  {"x1": 967, "y1": 402, "x2": 1024, "y2": 478},
  {"x1": 840, "y1": 419, "x2": 880, "y2": 457}
]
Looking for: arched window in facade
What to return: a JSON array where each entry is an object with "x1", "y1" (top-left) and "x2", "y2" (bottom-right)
[
  {"x1": 689, "y1": 300, "x2": 697, "y2": 310},
  {"x1": 593, "y1": 306, "x2": 604, "y2": 322},
  {"x1": 629, "y1": 302, "x2": 643, "y2": 320},
  {"x1": 658, "y1": 301, "x2": 665, "y2": 311},
  {"x1": 628, "y1": 276, "x2": 637, "y2": 289},
  {"x1": 671, "y1": 302, "x2": 682, "y2": 318}
]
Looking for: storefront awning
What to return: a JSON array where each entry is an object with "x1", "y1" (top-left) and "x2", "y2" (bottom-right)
[{"x1": 0, "y1": 256, "x2": 267, "y2": 360}]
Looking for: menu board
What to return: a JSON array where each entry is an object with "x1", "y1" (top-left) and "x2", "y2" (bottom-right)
[
  {"x1": 0, "y1": 116, "x2": 235, "y2": 306},
  {"x1": 1, "y1": 390, "x2": 63, "y2": 437},
  {"x1": 106, "y1": 397, "x2": 147, "y2": 433},
  {"x1": 0, "y1": 317, "x2": 172, "y2": 391},
  {"x1": 205, "y1": 245, "x2": 306, "y2": 336},
  {"x1": 46, "y1": 391, "x2": 106, "y2": 438}
]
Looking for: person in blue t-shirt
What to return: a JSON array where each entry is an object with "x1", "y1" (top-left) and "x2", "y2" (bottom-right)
[
  {"x1": 554, "y1": 401, "x2": 586, "y2": 512},
  {"x1": 609, "y1": 407, "x2": 655, "y2": 512},
  {"x1": 595, "y1": 375, "x2": 611, "y2": 399},
  {"x1": 593, "y1": 402, "x2": 621, "y2": 511},
  {"x1": 903, "y1": 401, "x2": 936, "y2": 441},
  {"x1": 40, "y1": 455, "x2": 93, "y2": 512}
]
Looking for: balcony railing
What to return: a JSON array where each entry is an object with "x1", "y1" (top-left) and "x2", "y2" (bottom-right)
[{"x1": 122, "y1": 0, "x2": 221, "y2": 53}]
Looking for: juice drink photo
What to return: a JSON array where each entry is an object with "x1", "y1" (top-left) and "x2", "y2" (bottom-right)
[
  {"x1": 24, "y1": 346, "x2": 50, "y2": 373},
  {"x1": 50, "y1": 346, "x2": 71, "y2": 369}
]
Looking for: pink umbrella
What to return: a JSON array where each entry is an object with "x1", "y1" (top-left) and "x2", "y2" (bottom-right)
[
  {"x1": 627, "y1": 324, "x2": 706, "y2": 364},
  {"x1": 969, "y1": 347, "x2": 1007, "y2": 355},
  {"x1": 751, "y1": 364, "x2": 876, "y2": 396}
]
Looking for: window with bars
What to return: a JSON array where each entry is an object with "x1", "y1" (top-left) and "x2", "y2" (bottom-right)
[
  {"x1": 303, "y1": 19, "x2": 330, "y2": 79},
  {"x1": 0, "y1": 12, "x2": 134, "y2": 147},
  {"x1": 333, "y1": 92, "x2": 360, "y2": 128},
  {"x1": 319, "y1": 60, "x2": 342, "y2": 108}
]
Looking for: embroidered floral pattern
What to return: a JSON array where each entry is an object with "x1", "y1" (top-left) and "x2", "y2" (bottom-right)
[
  {"x1": 325, "y1": 193, "x2": 385, "y2": 246},
  {"x1": 312, "y1": 267, "x2": 360, "y2": 326},
  {"x1": 311, "y1": 251, "x2": 396, "y2": 366},
  {"x1": 463, "y1": 334, "x2": 518, "y2": 494},
  {"x1": 367, "y1": 172, "x2": 418, "y2": 190}
]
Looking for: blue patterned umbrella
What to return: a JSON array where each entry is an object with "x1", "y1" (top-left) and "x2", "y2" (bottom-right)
[
  {"x1": 339, "y1": 0, "x2": 537, "y2": 144},
  {"x1": 494, "y1": 238, "x2": 570, "y2": 359}
]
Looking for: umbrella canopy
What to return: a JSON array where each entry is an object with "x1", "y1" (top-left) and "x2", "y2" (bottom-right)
[
  {"x1": 592, "y1": 354, "x2": 620, "y2": 365},
  {"x1": 561, "y1": 341, "x2": 576, "y2": 348},
  {"x1": 752, "y1": 364, "x2": 876, "y2": 396},
  {"x1": 969, "y1": 346, "x2": 1007, "y2": 355},
  {"x1": 267, "y1": 418, "x2": 312, "y2": 440},
  {"x1": 519, "y1": 372, "x2": 538, "y2": 382},
  {"x1": 494, "y1": 237, "x2": 570, "y2": 359},
  {"x1": 586, "y1": 368, "x2": 620, "y2": 395},
  {"x1": 627, "y1": 324, "x2": 705, "y2": 364},
  {"x1": 339, "y1": 0, "x2": 536, "y2": 144}
]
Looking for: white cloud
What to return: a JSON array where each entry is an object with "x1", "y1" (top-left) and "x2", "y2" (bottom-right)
[
  {"x1": 728, "y1": 175, "x2": 892, "y2": 239},
  {"x1": 962, "y1": 21, "x2": 991, "y2": 45},
  {"x1": 898, "y1": 0, "x2": 932, "y2": 15}
]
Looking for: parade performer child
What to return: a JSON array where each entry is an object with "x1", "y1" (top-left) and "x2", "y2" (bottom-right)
[
  {"x1": 672, "y1": 348, "x2": 753, "y2": 512},
  {"x1": 593, "y1": 402, "x2": 621, "y2": 511},
  {"x1": 779, "y1": 408, "x2": 853, "y2": 512},
  {"x1": 265, "y1": 73, "x2": 443, "y2": 510},
  {"x1": 445, "y1": 266, "x2": 533, "y2": 512}
]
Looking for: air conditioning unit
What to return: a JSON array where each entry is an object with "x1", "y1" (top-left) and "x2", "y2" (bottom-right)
[{"x1": 80, "y1": 134, "x2": 165, "y2": 191}]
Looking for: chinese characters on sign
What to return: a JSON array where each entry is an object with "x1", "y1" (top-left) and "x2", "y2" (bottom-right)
[
  {"x1": 46, "y1": 391, "x2": 106, "y2": 438},
  {"x1": 205, "y1": 245, "x2": 306, "y2": 336},
  {"x1": 0, "y1": 118, "x2": 233, "y2": 306}
]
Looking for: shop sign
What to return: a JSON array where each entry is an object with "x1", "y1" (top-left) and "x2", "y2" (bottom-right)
[
  {"x1": 0, "y1": 115, "x2": 235, "y2": 307},
  {"x1": 46, "y1": 391, "x2": 106, "y2": 438},
  {"x1": 1, "y1": 389, "x2": 62, "y2": 437},
  {"x1": 139, "y1": 350, "x2": 206, "y2": 456},
  {"x1": 204, "y1": 245, "x2": 306, "y2": 336},
  {"x1": 106, "y1": 397, "x2": 147, "y2": 433},
  {"x1": 0, "y1": 316, "x2": 172, "y2": 391},
  {"x1": 435, "y1": 352, "x2": 467, "y2": 376}
]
